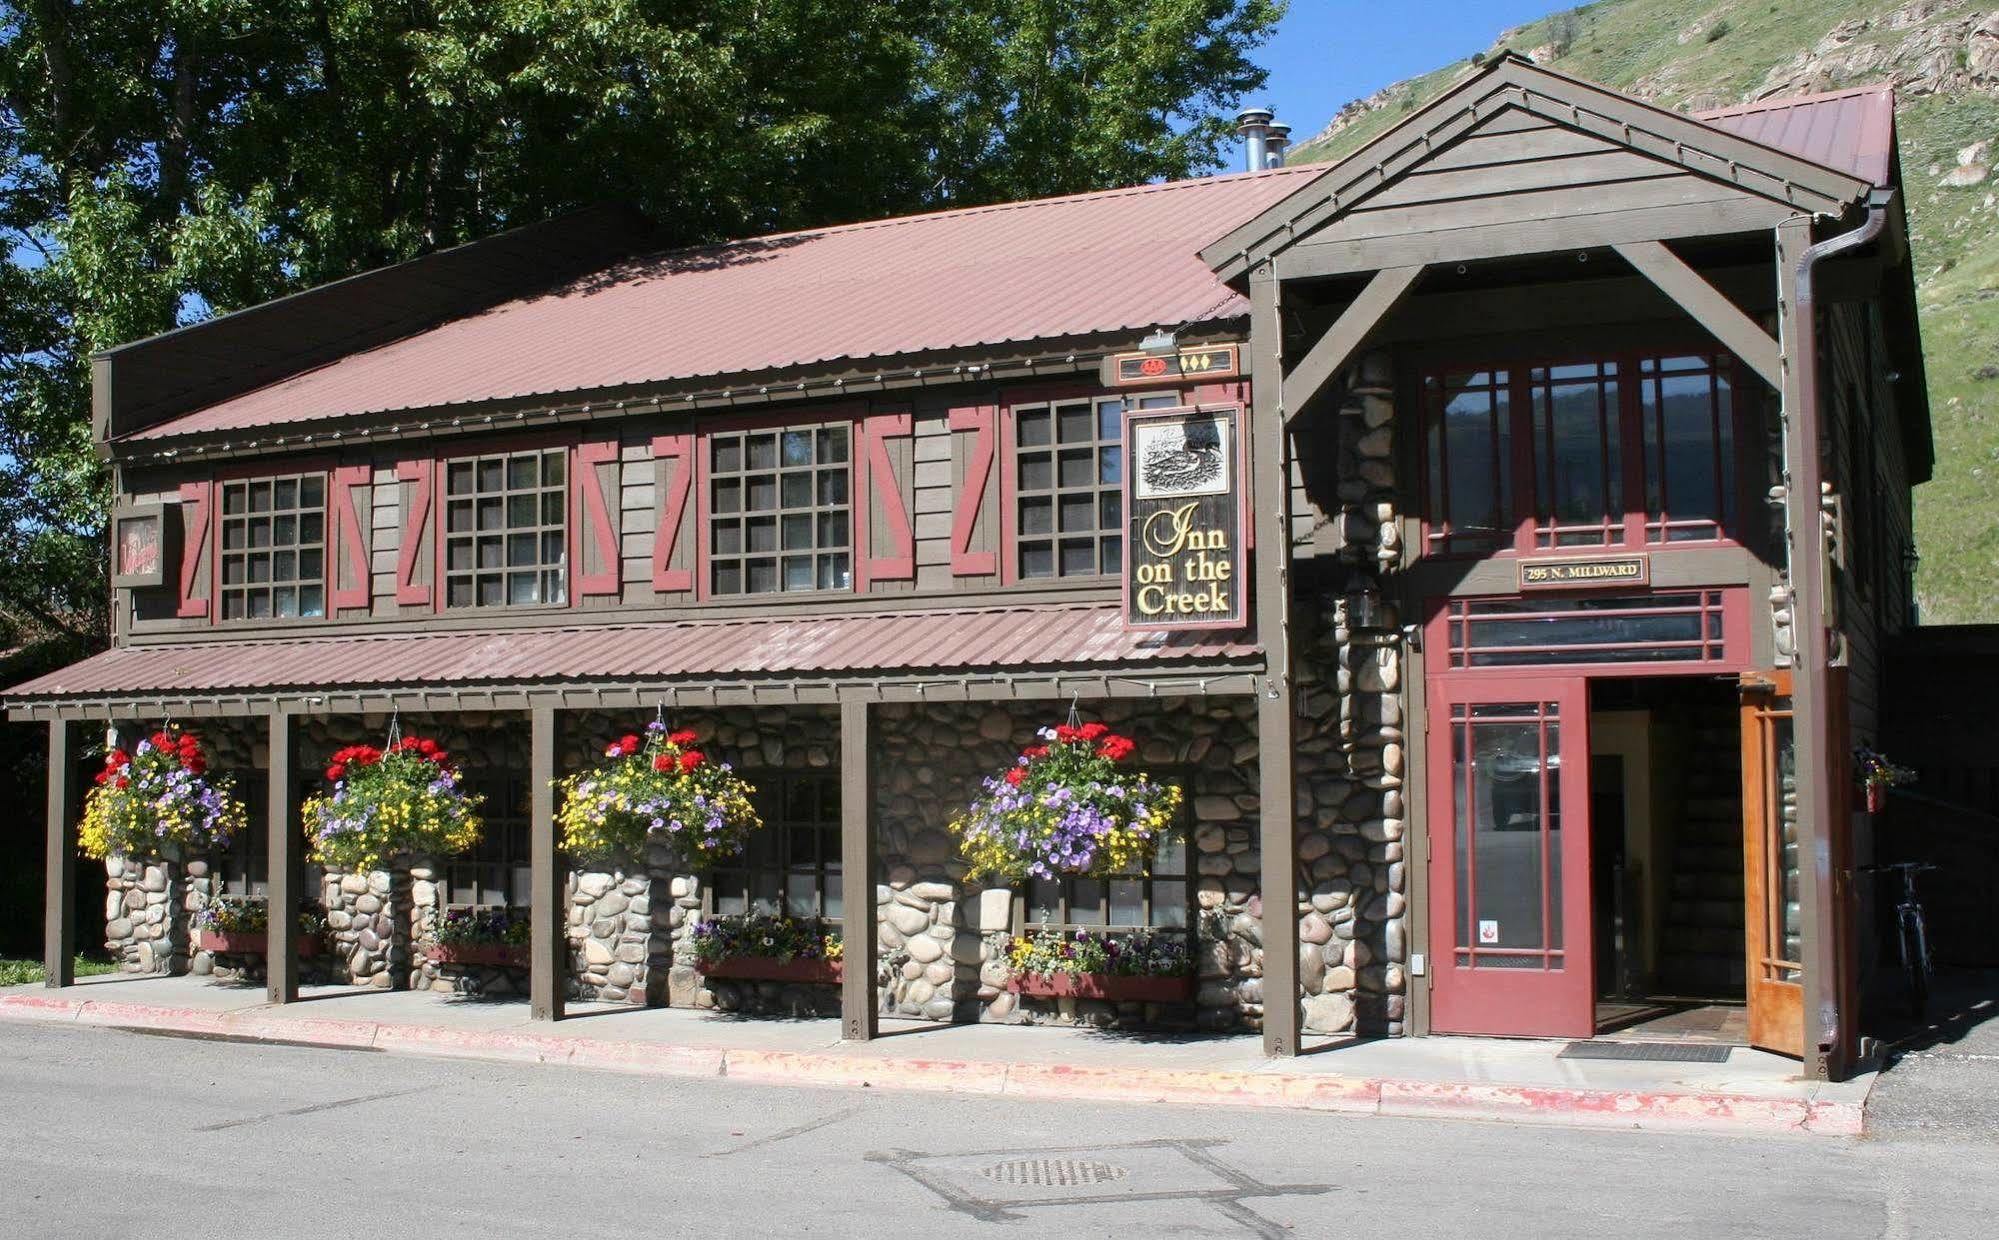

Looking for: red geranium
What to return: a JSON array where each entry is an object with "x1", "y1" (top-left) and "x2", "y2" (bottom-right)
[
  {"x1": 1003, "y1": 767, "x2": 1025, "y2": 786},
  {"x1": 667, "y1": 729, "x2": 698, "y2": 747},
  {"x1": 652, "y1": 752, "x2": 674, "y2": 772},
  {"x1": 1053, "y1": 724, "x2": 1079, "y2": 743},
  {"x1": 1077, "y1": 722, "x2": 1109, "y2": 741},
  {"x1": 1096, "y1": 735, "x2": 1136, "y2": 762},
  {"x1": 678, "y1": 750, "x2": 705, "y2": 772},
  {"x1": 1020, "y1": 744, "x2": 1049, "y2": 760}
]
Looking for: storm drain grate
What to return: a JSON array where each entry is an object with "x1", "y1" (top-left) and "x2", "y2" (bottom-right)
[
  {"x1": 980, "y1": 1158, "x2": 1129, "y2": 1188},
  {"x1": 1559, "y1": 1041, "x2": 1733, "y2": 1063}
]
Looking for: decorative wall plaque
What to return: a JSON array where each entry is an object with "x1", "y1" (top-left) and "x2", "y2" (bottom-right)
[{"x1": 1123, "y1": 405, "x2": 1245, "y2": 630}]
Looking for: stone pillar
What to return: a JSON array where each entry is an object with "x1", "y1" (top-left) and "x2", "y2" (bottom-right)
[{"x1": 104, "y1": 854, "x2": 182, "y2": 974}]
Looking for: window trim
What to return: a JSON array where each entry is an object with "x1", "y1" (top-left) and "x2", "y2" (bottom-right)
[
  {"x1": 427, "y1": 431, "x2": 582, "y2": 614},
  {"x1": 703, "y1": 769, "x2": 843, "y2": 924},
  {"x1": 691, "y1": 409, "x2": 862, "y2": 604},
  {"x1": 205, "y1": 456, "x2": 337, "y2": 627}
]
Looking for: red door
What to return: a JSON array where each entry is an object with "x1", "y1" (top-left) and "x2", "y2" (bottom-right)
[{"x1": 1427, "y1": 675, "x2": 1595, "y2": 1037}]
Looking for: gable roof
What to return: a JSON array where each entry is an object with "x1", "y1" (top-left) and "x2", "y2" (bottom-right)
[
  {"x1": 117, "y1": 167, "x2": 1320, "y2": 446},
  {"x1": 1201, "y1": 53, "x2": 1880, "y2": 282},
  {"x1": 1698, "y1": 85, "x2": 1897, "y2": 189}
]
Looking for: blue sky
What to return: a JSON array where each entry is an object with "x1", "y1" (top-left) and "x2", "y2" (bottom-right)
[{"x1": 1253, "y1": 0, "x2": 1559, "y2": 144}]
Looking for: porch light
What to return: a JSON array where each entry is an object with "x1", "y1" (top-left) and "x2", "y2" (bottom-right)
[{"x1": 1140, "y1": 329, "x2": 1178, "y2": 356}]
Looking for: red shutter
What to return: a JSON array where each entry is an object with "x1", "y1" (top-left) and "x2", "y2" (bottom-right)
[
  {"x1": 394, "y1": 458, "x2": 434, "y2": 606},
  {"x1": 573, "y1": 439, "x2": 621, "y2": 598},
  {"x1": 330, "y1": 465, "x2": 372, "y2": 612},
  {"x1": 853, "y1": 409, "x2": 914, "y2": 586},
  {"x1": 650, "y1": 433, "x2": 695, "y2": 593},
  {"x1": 948, "y1": 404, "x2": 998, "y2": 576},
  {"x1": 176, "y1": 480, "x2": 211, "y2": 619}
]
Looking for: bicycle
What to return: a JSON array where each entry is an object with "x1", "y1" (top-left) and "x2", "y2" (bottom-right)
[{"x1": 1862, "y1": 862, "x2": 1938, "y2": 1022}]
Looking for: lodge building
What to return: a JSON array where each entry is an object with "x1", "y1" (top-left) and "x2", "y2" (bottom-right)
[{"x1": 12, "y1": 56, "x2": 1928, "y2": 1080}]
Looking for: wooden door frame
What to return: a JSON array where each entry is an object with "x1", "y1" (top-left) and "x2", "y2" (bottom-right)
[{"x1": 1740, "y1": 669, "x2": 1803, "y2": 1057}]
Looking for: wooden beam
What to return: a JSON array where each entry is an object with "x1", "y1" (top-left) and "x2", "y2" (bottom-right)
[
  {"x1": 529, "y1": 705, "x2": 564, "y2": 1021},
  {"x1": 44, "y1": 720, "x2": 76, "y2": 988},
  {"x1": 840, "y1": 700, "x2": 879, "y2": 1041},
  {"x1": 1613, "y1": 241, "x2": 1783, "y2": 388},
  {"x1": 1280, "y1": 265, "x2": 1424, "y2": 421},
  {"x1": 266, "y1": 711, "x2": 301, "y2": 1004},
  {"x1": 1250, "y1": 265, "x2": 1300, "y2": 1058}
]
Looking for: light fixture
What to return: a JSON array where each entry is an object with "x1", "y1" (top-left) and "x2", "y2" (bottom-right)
[{"x1": 1140, "y1": 329, "x2": 1178, "y2": 356}]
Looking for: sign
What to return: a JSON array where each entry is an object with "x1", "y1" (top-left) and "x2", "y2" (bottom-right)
[
  {"x1": 1518, "y1": 555, "x2": 1650, "y2": 590},
  {"x1": 1104, "y1": 343, "x2": 1240, "y2": 388},
  {"x1": 1123, "y1": 405, "x2": 1245, "y2": 630},
  {"x1": 1478, "y1": 920, "x2": 1500, "y2": 945},
  {"x1": 110, "y1": 501, "x2": 178, "y2": 591}
]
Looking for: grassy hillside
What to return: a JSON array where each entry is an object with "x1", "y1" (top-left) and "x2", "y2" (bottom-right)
[{"x1": 1291, "y1": 0, "x2": 1999, "y2": 623}]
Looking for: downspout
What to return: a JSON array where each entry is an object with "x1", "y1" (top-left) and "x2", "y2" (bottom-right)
[{"x1": 1786, "y1": 190, "x2": 1890, "y2": 1078}]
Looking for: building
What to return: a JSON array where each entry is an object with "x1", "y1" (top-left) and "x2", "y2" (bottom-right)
[{"x1": 11, "y1": 56, "x2": 1927, "y2": 1080}]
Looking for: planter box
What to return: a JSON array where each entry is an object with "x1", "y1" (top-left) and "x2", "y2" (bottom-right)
[
  {"x1": 701, "y1": 957, "x2": 843, "y2": 985},
  {"x1": 424, "y1": 943, "x2": 529, "y2": 968},
  {"x1": 1007, "y1": 972, "x2": 1194, "y2": 1003},
  {"x1": 196, "y1": 930, "x2": 322, "y2": 958}
]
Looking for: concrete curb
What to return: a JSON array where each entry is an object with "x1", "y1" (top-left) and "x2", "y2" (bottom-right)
[{"x1": 0, "y1": 993, "x2": 1868, "y2": 1137}]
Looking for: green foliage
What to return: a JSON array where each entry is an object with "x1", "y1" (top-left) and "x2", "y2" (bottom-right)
[
  {"x1": 0, "y1": 0, "x2": 1286, "y2": 661},
  {"x1": 1706, "y1": 19, "x2": 1731, "y2": 42},
  {"x1": 0, "y1": 956, "x2": 118, "y2": 986}
]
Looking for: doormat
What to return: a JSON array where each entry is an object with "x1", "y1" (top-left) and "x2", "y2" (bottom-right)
[{"x1": 1558, "y1": 1041, "x2": 1732, "y2": 1063}]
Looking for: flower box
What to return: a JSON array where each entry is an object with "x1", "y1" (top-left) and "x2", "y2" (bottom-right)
[
  {"x1": 1006, "y1": 971, "x2": 1194, "y2": 1003},
  {"x1": 196, "y1": 930, "x2": 322, "y2": 958},
  {"x1": 424, "y1": 943, "x2": 529, "y2": 968},
  {"x1": 701, "y1": 957, "x2": 843, "y2": 985}
]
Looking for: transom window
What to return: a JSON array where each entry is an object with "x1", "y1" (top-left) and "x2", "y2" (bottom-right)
[
  {"x1": 1013, "y1": 395, "x2": 1128, "y2": 579},
  {"x1": 711, "y1": 773, "x2": 842, "y2": 920},
  {"x1": 1443, "y1": 592, "x2": 1730, "y2": 669},
  {"x1": 219, "y1": 474, "x2": 326, "y2": 620},
  {"x1": 1026, "y1": 784, "x2": 1190, "y2": 931},
  {"x1": 708, "y1": 426, "x2": 851, "y2": 595},
  {"x1": 443, "y1": 449, "x2": 568, "y2": 608},
  {"x1": 1421, "y1": 352, "x2": 1743, "y2": 556}
]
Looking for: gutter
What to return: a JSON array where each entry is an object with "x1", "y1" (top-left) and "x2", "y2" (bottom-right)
[{"x1": 1786, "y1": 190, "x2": 1891, "y2": 1078}]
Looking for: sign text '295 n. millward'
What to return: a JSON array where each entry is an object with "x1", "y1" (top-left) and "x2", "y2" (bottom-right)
[{"x1": 1123, "y1": 405, "x2": 1245, "y2": 630}]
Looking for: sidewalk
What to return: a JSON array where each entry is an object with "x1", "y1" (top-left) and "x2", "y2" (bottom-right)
[{"x1": 0, "y1": 973, "x2": 1872, "y2": 1137}]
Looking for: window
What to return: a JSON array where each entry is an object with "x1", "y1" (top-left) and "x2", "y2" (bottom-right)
[
  {"x1": 1638, "y1": 354, "x2": 1735, "y2": 543},
  {"x1": 711, "y1": 773, "x2": 842, "y2": 920},
  {"x1": 708, "y1": 425, "x2": 851, "y2": 595},
  {"x1": 219, "y1": 474, "x2": 327, "y2": 620},
  {"x1": 443, "y1": 448, "x2": 568, "y2": 608},
  {"x1": 446, "y1": 770, "x2": 531, "y2": 906},
  {"x1": 1025, "y1": 789, "x2": 1190, "y2": 931},
  {"x1": 1444, "y1": 592, "x2": 1730, "y2": 669},
  {"x1": 215, "y1": 773, "x2": 270, "y2": 897},
  {"x1": 1529, "y1": 362, "x2": 1621, "y2": 548},
  {"x1": 1423, "y1": 370, "x2": 1514, "y2": 555},
  {"x1": 1014, "y1": 394, "x2": 1127, "y2": 579}
]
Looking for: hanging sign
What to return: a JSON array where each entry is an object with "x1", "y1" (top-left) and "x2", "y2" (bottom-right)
[
  {"x1": 110, "y1": 500, "x2": 178, "y2": 590},
  {"x1": 1518, "y1": 555, "x2": 1649, "y2": 590},
  {"x1": 1123, "y1": 405, "x2": 1245, "y2": 630},
  {"x1": 1103, "y1": 344, "x2": 1240, "y2": 388}
]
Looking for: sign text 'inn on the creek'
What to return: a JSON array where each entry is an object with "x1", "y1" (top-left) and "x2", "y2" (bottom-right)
[{"x1": 1122, "y1": 404, "x2": 1245, "y2": 631}]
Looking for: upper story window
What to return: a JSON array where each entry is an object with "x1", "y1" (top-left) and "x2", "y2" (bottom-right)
[
  {"x1": 1014, "y1": 395, "x2": 1128, "y2": 579},
  {"x1": 219, "y1": 473, "x2": 326, "y2": 620},
  {"x1": 708, "y1": 425, "x2": 851, "y2": 595},
  {"x1": 443, "y1": 448, "x2": 567, "y2": 608},
  {"x1": 1421, "y1": 351, "x2": 1743, "y2": 558}
]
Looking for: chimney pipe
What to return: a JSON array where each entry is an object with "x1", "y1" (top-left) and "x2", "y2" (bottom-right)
[
  {"x1": 1265, "y1": 122, "x2": 1291, "y2": 168},
  {"x1": 1236, "y1": 106, "x2": 1274, "y2": 172}
]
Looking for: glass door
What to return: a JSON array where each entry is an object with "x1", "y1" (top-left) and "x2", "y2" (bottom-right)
[
  {"x1": 1426, "y1": 675, "x2": 1596, "y2": 1037},
  {"x1": 1740, "y1": 672, "x2": 1803, "y2": 1057}
]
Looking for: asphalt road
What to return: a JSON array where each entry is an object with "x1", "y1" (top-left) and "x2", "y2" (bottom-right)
[{"x1": 1, "y1": 1021, "x2": 1994, "y2": 1240}]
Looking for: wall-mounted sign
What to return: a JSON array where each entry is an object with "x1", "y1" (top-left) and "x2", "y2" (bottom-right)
[
  {"x1": 1123, "y1": 405, "x2": 1245, "y2": 630},
  {"x1": 110, "y1": 500, "x2": 179, "y2": 591},
  {"x1": 1518, "y1": 555, "x2": 1650, "y2": 590},
  {"x1": 1103, "y1": 343, "x2": 1240, "y2": 388}
]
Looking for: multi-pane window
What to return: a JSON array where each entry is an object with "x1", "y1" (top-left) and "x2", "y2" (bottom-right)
[
  {"x1": 1423, "y1": 370, "x2": 1514, "y2": 555},
  {"x1": 215, "y1": 773, "x2": 270, "y2": 897},
  {"x1": 1025, "y1": 784, "x2": 1190, "y2": 931},
  {"x1": 446, "y1": 770, "x2": 530, "y2": 907},
  {"x1": 1638, "y1": 354, "x2": 1735, "y2": 543},
  {"x1": 443, "y1": 449, "x2": 568, "y2": 608},
  {"x1": 711, "y1": 773, "x2": 842, "y2": 920},
  {"x1": 1529, "y1": 362, "x2": 1621, "y2": 548},
  {"x1": 1014, "y1": 395, "x2": 1126, "y2": 578},
  {"x1": 708, "y1": 426, "x2": 851, "y2": 595},
  {"x1": 219, "y1": 474, "x2": 327, "y2": 620}
]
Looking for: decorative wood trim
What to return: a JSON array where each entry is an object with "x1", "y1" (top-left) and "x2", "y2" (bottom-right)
[
  {"x1": 1280, "y1": 266, "x2": 1424, "y2": 421},
  {"x1": 394, "y1": 458, "x2": 434, "y2": 606},
  {"x1": 855, "y1": 409, "x2": 915, "y2": 585},
  {"x1": 573, "y1": 438, "x2": 622, "y2": 597},
  {"x1": 650, "y1": 433, "x2": 695, "y2": 593},
  {"x1": 176, "y1": 480, "x2": 211, "y2": 619},
  {"x1": 947, "y1": 405, "x2": 997, "y2": 576},
  {"x1": 330, "y1": 464, "x2": 372, "y2": 612},
  {"x1": 1613, "y1": 241, "x2": 1783, "y2": 388}
]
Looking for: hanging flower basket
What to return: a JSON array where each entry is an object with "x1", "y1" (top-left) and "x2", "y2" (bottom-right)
[
  {"x1": 424, "y1": 906, "x2": 530, "y2": 968},
  {"x1": 689, "y1": 915, "x2": 842, "y2": 984},
  {"x1": 998, "y1": 927, "x2": 1195, "y2": 1003},
  {"x1": 192, "y1": 896, "x2": 326, "y2": 957},
  {"x1": 1854, "y1": 746, "x2": 1916, "y2": 815},
  {"x1": 948, "y1": 722, "x2": 1183, "y2": 881},
  {"x1": 556, "y1": 723, "x2": 762, "y2": 865},
  {"x1": 302, "y1": 734, "x2": 484, "y2": 871},
  {"x1": 79, "y1": 726, "x2": 248, "y2": 861}
]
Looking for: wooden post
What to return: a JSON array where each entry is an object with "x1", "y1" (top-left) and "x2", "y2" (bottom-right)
[
  {"x1": 266, "y1": 711, "x2": 302, "y2": 1004},
  {"x1": 44, "y1": 720, "x2": 76, "y2": 988},
  {"x1": 840, "y1": 700, "x2": 878, "y2": 1041},
  {"x1": 1251, "y1": 263, "x2": 1301, "y2": 1057},
  {"x1": 529, "y1": 704, "x2": 564, "y2": 1021}
]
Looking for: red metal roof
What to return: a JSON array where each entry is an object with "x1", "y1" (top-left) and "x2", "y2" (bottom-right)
[
  {"x1": 3, "y1": 605, "x2": 1258, "y2": 702},
  {"x1": 124, "y1": 167, "x2": 1321, "y2": 443},
  {"x1": 1698, "y1": 86, "x2": 1896, "y2": 191}
]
